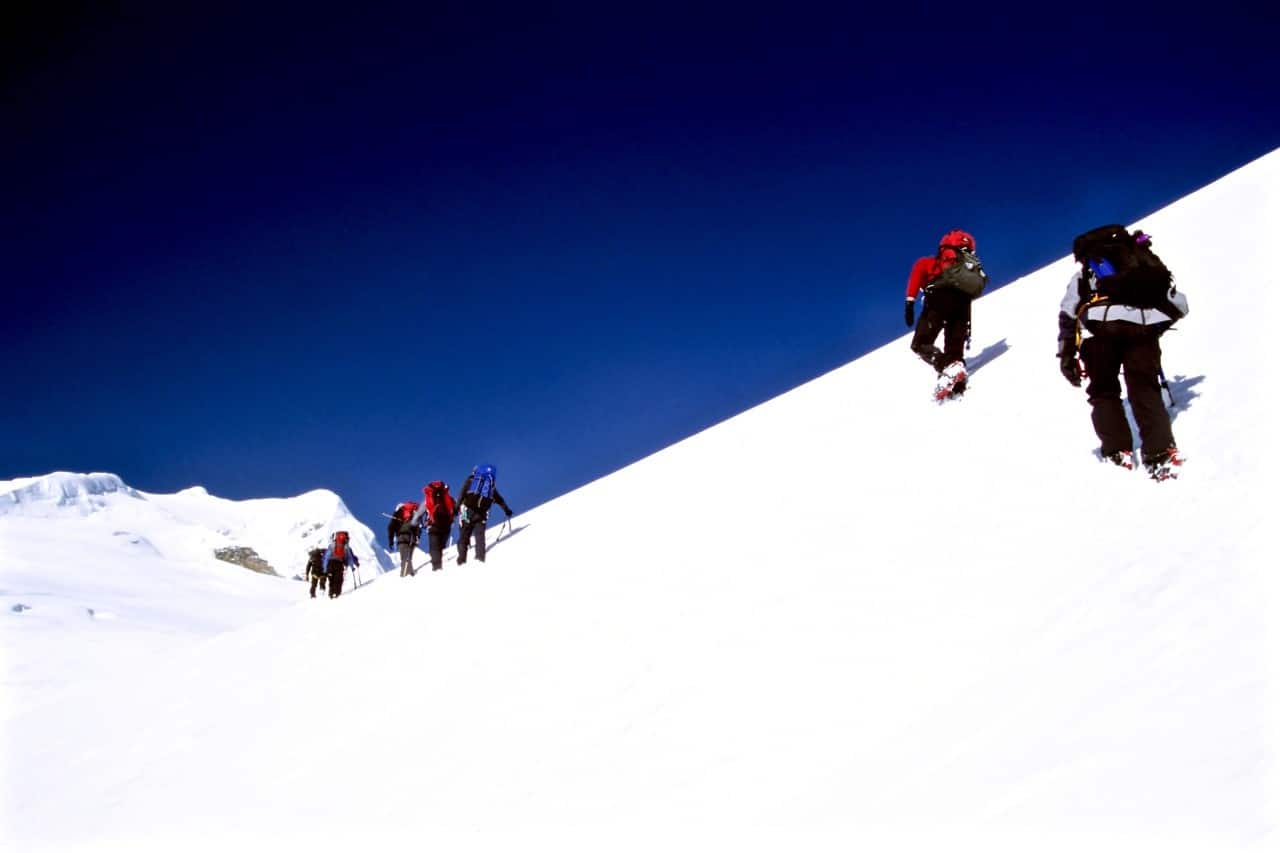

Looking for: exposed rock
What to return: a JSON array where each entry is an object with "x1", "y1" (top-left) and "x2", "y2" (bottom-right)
[{"x1": 213, "y1": 546, "x2": 278, "y2": 576}]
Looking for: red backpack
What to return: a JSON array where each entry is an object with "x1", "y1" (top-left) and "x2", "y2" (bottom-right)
[
  {"x1": 423, "y1": 481, "x2": 456, "y2": 527},
  {"x1": 331, "y1": 530, "x2": 349, "y2": 559},
  {"x1": 397, "y1": 501, "x2": 419, "y2": 522}
]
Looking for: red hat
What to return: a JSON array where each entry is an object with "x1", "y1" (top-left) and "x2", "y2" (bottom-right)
[{"x1": 939, "y1": 230, "x2": 976, "y2": 252}]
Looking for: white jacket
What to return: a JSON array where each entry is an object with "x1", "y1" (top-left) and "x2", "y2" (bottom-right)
[{"x1": 1060, "y1": 271, "x2": 1189, "y2": 338}]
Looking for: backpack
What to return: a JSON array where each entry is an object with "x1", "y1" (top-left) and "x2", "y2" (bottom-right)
[
  {"x1": 307, "y1": 547, "x2": 325, "y2": 571},
  {"x1": 927, "y1": 247, "x2": 988, "y2": 298},
  {"x1": 423, "y1": 480, "x2": 455, "y2": 527},
  {"x1": 330, "y1": 530, "x2": 349, "y2": 560},
  {"x1": 396, "y1": 501, "x2": 419, "y2": 522},
  {"x1": 395, "y1": 519, "x2": 418, "y2": 546},
  {"x1": 468, "y1": 464, "x2": 496, "y2": 500},
  {"x1": 1072, "y1": 224, "x2": 1174, "y2": 309}
]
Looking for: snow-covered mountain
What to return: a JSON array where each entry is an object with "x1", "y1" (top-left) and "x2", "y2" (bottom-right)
[
  {"x1": 0, "y1": 471, "x2": 391, "y2": 575},
  {"x1": 0, "y1": 472, "x2": 393, "y2": 715},
  {"x1": 3, "y1": 149, "x2": 1278, "y2": 852}
]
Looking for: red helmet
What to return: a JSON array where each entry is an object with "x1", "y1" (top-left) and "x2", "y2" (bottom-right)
[{"x1": 939, "y1": 230, "x2": 975, "y2": 252}]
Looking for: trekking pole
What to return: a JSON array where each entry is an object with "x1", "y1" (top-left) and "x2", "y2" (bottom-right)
[{"x1": 1158, "y1": 366, "x2": 1176, "y2": 408}]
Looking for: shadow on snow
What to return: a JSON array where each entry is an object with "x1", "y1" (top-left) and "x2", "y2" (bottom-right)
[{"x1": 966, "y1": 338, "x2": 1010, "y2": 376}]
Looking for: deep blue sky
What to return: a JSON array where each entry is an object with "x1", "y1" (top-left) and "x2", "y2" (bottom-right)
[{"x1": 5, "y1": 3, "x2": 1279, "y2": 529}]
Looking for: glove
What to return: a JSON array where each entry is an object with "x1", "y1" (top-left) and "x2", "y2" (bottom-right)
[
  {"x1": 904, "y1": 299, "x2": 915, "y2": 328},
  {"x1": 1060, "y1": 354, "x2": 1081, "y2": 387},
  {"x1": 353, "y1": 557, "x2": 361, "y2": 567},
  {"x1": 504, "y1": 508, "x2": 512, "y2": 518}
]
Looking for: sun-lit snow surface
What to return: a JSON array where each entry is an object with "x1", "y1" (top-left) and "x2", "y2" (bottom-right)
[
  {"x1": 4, "y1": 149, "x2": 1279, "y2": 852},
  {"x1": 0, "y1": 473, "x2": 394, "y2": 717}
]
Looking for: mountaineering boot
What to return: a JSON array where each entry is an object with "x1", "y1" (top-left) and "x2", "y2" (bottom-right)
[
  {"x1": 1144, "y1": 446, "x2": 1184, "y2": 481},
  {"x1": 1102, "y1": 450, "x2": 1135, "y2": 470},
  {"x1": 934, "y1": 361, "x2": 968, "y2": 402}
]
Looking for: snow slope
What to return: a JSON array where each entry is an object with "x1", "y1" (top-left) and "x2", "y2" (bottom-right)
[
  {"x1": 3, "y1": 149, "x2": 1278, "y2": 852},
  {"x1": 0, "y1": 473, "x2": 393, "y2": 716}
]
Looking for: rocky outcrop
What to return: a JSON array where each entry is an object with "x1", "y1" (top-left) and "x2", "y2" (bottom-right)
[{"x1": 213, "y1": 546, "x2": 278, "y2": 576}]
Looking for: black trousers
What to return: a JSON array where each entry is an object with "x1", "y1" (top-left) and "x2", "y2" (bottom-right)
[
  {"x1": 1080, "y1": 321, "x2": 1174, "y2": 458},
  {"x1": 457, "y1": 520, "x2": 487, "y2": 564},
  {"x1": 327, "y1": 560, "x2": 345, "y2": 597},
  {"x1": 427, "y1": 526, "x2": 450, "y2": 570},
  {"x1": 911, "y1": 288, "x2": 971, "y2": 372},
  {"x1": 308, "y1": 569, "x2": 327, "y2": 597}
]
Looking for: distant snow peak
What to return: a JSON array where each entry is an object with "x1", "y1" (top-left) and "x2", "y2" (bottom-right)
[
  {"x1": 299, "y1": 487, "x2": 348, "y2": 514},
  {"x1": 1, "y1": 471, "x2": 395, "y2": 578},
  {"x1": 0, "y1": 471, "x2": 142, "y2": 517}
]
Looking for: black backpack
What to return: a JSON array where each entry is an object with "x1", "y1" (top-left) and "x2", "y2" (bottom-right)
[
  {"x1": 1072, "y1": 224, "x2": 1174, "y2": 309},
  {"x1": 306, "y1": 547, "x2": 325, "y2": 571},
  {"x1": 927, "y1": 248, "x2": 988, "y2": 298}
]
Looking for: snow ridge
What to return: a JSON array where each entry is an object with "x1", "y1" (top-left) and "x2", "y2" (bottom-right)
[{"x1": 0, "y1": 471, "x2": 141, "y2": 516}]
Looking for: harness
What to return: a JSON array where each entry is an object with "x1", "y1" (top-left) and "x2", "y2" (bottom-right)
[{"x1": 1071, "y1": 270, "x2": 1111, "y2": 348}]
